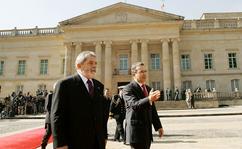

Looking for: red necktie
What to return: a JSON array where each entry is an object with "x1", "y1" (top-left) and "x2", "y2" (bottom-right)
[
  {"x1": 141, "y1": 84, "x2": 148, "y2": 97},
  {"x1": 87, "y1": 79, "x2": 94, "y2": 97}
]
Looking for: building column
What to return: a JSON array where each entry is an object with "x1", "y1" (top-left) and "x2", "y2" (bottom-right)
[
  {"x1": 71, "y1": 42, "x2": 82, "y2": 74},
  {"x1": 130, "y1": 39, "x2": 138, "y2": 64},
  {"x1": 104, "y1": 41, "x2": 112, "y2": 90},
  {"x1": 94, "y1": 41, "x2": 102, "y2": 82},
  {"x1": 171, "y1": 38, "x2": 181, "y2": 91},
  {"x1": 140, "y1": 39, "x2": 149, "y2": 85},
  {"x1": 64, "y1": 42, "x2": 73, "y2": 77},
  {"x1": 161, "y1": 39, "x2": 171, "y2": 100},
  {"x1": 75, "y1": 42, "x2": 82, "y2": 56}
]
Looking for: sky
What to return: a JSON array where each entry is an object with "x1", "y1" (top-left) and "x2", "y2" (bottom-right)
[{"x1": 0, "y1": 0, "x2": 241, "y2": 30}]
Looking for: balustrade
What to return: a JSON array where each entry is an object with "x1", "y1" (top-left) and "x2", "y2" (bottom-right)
[{"x1": 0, "y1": 27, "x2": 61, "y2": 37}]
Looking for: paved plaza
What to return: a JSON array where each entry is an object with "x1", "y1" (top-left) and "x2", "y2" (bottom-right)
[{"x1": 0, "y1": 106, "x2": 242, "y2": 149}]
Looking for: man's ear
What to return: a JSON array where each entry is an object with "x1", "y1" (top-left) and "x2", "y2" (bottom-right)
[{"x1": 77, "y1": 63, "x2": 82, "y2": 69}]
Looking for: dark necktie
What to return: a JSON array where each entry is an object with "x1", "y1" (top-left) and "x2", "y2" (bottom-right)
[
  {"x1": 87, "y1": 79, "x2": 94, "y2": 97},
  {"x1": 141, "y1": 84, "x2": 148, "y2": 97}
]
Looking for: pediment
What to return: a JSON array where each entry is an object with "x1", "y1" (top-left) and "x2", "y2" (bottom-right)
[{"x1": 60, "y1": 2, "x2": 184, "y2": 26}]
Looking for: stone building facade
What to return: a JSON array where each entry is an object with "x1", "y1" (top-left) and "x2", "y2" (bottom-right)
[{"x1": 0, "y1": 2, "x2": 242, "y2": 99}]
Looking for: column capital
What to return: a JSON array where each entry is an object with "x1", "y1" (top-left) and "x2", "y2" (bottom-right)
[
  {"x1": 93, "y1": 41, "x2": 103, "y2": 45},
  {"x1": 72, "y1": 42, "x2": 82, "y2": 47},
  {"x1": 103, "y1": 40, "x2": 112, "y2": 45},
  {"x1": 129, "y1": 39, "x2": 139, "y2": 44},
  {"x1": 170, "y1": 38, "x2": 180, "y2": 42},
  {"x1": 160, "y1": 38, "x2": 169, "y2": 43},
  {"x1": 63, "y1": 42, "x2": 74, "y2": 48},
  {"x1": 139, "y1": 39, "x2": 149, "y2": 44}
]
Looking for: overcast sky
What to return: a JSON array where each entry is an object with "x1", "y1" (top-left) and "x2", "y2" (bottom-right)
[{"x1": 0, "y1": 0, "x2": 241, "y2": 29}]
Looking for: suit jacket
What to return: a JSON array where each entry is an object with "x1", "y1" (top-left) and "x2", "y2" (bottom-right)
[
  {"x1": 122, "y1": 80, "x2": 162, "y2": 144},
  {"x1": 45, "y1": 93, "x2": 52, "y2": 124},
  {"x1": 110, "y1": 94, "x2": 125, "y2": 120},
  {"x1": 51, "y1": 74, "x2": 106, "y2": 149}
]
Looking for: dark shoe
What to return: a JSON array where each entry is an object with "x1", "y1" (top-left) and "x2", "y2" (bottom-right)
[{"x1": 41, "y1": 144, "x2": 46, "y2": 149}]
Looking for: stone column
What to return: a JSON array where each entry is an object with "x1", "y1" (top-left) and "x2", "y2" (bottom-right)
[
  {"x1": 238, "y1": 18, "x2": 242, "y2": 28},
  {"x1": 64, "y1": 42, "x2": 73, "y2": 77},
  {"x1": 104, "y1": 41, "x2": 112, "y2": 90},
  {"x1": 130, "y1": 40, "x2": 138, "y2": 64},
  {"x1": 140, "y1": 39, "x2": 149, "y2": 85},
  {"x1": 75, "y1": 42, "x2": 82, "y2": 56},
  {"x1": 161, "y1": 39, "x2": 171, "y2": 100},
  {"x1": 95, "y1": 41, "x2": 102, "y2": 82},
  {"x1": 171, "y1": 38, "x2": 181, "y2": 91}
]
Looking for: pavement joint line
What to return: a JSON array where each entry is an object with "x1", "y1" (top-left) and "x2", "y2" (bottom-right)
[{"x1": 2, "y1": 112, "x2": 242, "y2": 119}]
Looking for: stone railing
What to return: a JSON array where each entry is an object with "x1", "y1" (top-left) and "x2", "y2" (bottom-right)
[
  {"x1": 193, "y1": 92, "x2": 242, "y2": 100},
  {"x1": 183, "y1": 18, "x2": 242, "y2": 29},
  {"x1": 0, "y1": 26, "x2": 62, "y2": 37}
]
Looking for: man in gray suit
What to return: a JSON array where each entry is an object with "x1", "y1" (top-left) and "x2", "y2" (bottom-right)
[{"x1": 122, "y1": 62, "x2": 164, "y2": 149}]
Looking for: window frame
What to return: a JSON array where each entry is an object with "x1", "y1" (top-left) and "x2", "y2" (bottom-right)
[
  {"x1": 228, "y1": 52, "x2": 237, "y2": 69},
  {"x1": 0, "y1": 60, "x2": 4, "y2": 76},
  {"x1": 40, "y1": 59, "x2": 48, "y2": 75},
  {"x1": 150, "y1": 53, "x2": 160, "y2": 70},
  {"x1": 180, "y1": 54, "x2": 191, "y2": 71},
  {"x1": 17, "y1": 60, "x2": 26, "y2": 75}
]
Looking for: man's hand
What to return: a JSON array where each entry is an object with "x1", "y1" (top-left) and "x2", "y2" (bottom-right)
[
  {"x1": 57, "y1": 146, "x2": 68, "y2": 149},
  {"x1": 158, "y1": 128, "x2": 164, "y2": 138},
  {"x1": 148, "y1": 89, "x2": 160, "y2": 102}
]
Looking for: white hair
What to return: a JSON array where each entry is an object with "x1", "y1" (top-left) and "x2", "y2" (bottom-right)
[{"x1": 75, "y1": 51, "x2": 96, "y2": 68}]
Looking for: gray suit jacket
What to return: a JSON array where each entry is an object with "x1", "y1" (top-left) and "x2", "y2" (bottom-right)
[{"x1": 122, "y1": 81, "x2": 162, "y2": 144}]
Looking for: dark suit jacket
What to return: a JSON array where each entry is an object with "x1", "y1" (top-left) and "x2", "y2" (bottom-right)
[
  {"x1": 51, "y1": 74, "x2": 106, "y2": 149},
  {"x1": 122, "y1": 81, "x2": 162, "y2": 144},
  {"x1": 45, "y1": 93, "x2": 52, "y2": 124}
]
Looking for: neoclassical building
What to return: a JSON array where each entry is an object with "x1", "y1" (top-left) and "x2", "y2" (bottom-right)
[{"x1": 0, "y1": 2, "x2": 242, "y2": 98}]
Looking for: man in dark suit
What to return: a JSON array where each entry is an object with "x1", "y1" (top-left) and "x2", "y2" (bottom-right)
[
  {"x1": 122, "y1": 62, "x2": 164, "y2": 149},
  {"x1": 51, "y1": 51, "x2": 106, "y2": 149},
  {"x1": 41, "y1": 89, "x2": 54, "y2": 149},
  {"x1": 109, "y1": 87, "x2": 125, "y2": 142}
]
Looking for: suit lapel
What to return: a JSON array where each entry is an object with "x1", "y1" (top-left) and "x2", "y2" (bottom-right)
[
  {"x1": 73, "y1": 74, "x2": 90, "y2": 97},
  {"x1": 131, "y1": 80, "x2": 145, "y2": 98},
  {"x1": 93, "y1": 79, "x2": 102, "y2": 99}
]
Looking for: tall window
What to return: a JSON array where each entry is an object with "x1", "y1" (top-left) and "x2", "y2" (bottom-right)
[
  {"x1": 182, "y1": 80, "x2": 192, "y2": 90},
  {"x1": 119, "y1": 54, "x2": 128, "y2": 74},
  {"x1": 17, "y1": 60, "x2": 26, "y2": 75},
  {"x1": 204, "y1": 53, "x2": 213, "y2": 70},
  {"x1": 181, "y1": 54, "x2": 191, "y2": 71},
  {"x1": 16, "y1": 85, "x2": 24, "y2": 93},
  {"x1": 62, "y1": 58, "x2": 65, "y2": 74},
  {"x1": 206, "y1": 80, "x2": 215, "y2": 91},
  {"x1": 150, "y1": 54, "x2": 160, "y2": 70},
  {"x1": 151, "y1": 81, "x2": 161, "y2": 90},
  {"x1": 0, "y1": 61, "x2": 4, "y2": 75},
  {"x1": 40, "y1": 59, "x2": 48, "y2": 75},
  {"x1": 228, "y1": 53, "x2": 237, "y2": 69},
  {"x1": 231, "y1": 79, "x2": 240, "y2": 91}
]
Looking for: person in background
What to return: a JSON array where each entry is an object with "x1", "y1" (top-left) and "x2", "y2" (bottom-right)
[
  {"x1": 40, "y1": 83, "x2": 56, "y2": 149},
  {"x1": 122, "y1": 62, "x2": 164, "y2": 149},
  {"x1": 103, "y1": 88, "x2": 112, "y2": 144},
  {"x1": 174, "y1": 87, "x2": 179, "y2": 100},
  {"x1": 109, "y1": 86, "x2": 126, "y2": 142}
]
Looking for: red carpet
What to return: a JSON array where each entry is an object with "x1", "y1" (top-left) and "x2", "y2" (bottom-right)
[{"x1": 0, "y1": 128, "x2": 53, "y2": 149}]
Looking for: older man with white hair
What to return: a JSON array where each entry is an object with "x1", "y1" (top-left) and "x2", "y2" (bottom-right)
[{"x1": 51, "y1": 51, "x2": 106, "y2": 149}]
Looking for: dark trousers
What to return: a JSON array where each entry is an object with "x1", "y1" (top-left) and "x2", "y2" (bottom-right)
[
  {"x1": 130, "y1": 141, "x2": 151, "y2": 149},
  {"x1": 41, "y1": 123, "x2": 52, "y2": 149},
  {"x1": 114, "y1": 117, "x2": 125, "y2": 141}
]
